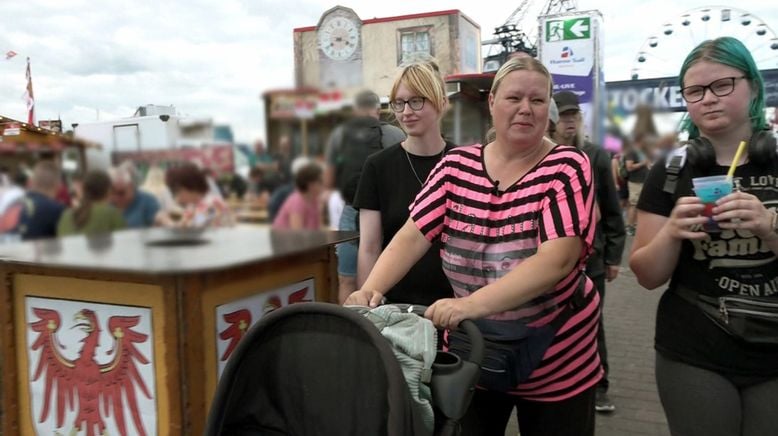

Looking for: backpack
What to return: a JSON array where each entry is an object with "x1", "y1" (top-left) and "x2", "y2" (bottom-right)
[
  {"x1": 335, "y1": 117, "x2": 383, "y2": 204},
  {"x1": 662, "y1": 145, "x2": 690, "y2": 198}
]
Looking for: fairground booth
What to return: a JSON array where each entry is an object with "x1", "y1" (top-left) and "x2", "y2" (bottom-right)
[{"x1": 0, "y1": 115, "x2": 99, "y2": 174}]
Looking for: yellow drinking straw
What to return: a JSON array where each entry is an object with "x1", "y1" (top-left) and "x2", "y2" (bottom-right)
[{"x1": 727, "y1": 140, "x2": 748, "y2": 181}]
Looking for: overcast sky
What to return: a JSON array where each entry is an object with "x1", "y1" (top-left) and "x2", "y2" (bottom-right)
[{"x1": 1, "y1": 0, "x2": 775, "y2": 144}]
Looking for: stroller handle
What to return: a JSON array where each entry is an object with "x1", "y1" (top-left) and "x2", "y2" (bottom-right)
[
  {"x1": 456, "y1": 319, "x2": 484, "y2": 365},
  {"x1": 390, "y1": 304, "x2": 484, "y2": 365}
]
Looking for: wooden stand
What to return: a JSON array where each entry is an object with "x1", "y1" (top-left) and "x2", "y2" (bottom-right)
[{"x1": 0, "y1": 226, "x2": 355, "y2": 435}]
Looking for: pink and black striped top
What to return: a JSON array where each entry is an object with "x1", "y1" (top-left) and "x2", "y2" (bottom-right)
[{"x1": 410, "y1": 143, "x2": 601, "y2": 401}]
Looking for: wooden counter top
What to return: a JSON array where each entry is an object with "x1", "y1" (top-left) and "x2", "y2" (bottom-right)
[{"x1": 0, "y1": 225, "x2": 357, "y2": 275}]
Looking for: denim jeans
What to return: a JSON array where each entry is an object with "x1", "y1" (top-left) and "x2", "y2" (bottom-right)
[{"x1": 336, "y1": 204, "x2": 358, "y2": 277}]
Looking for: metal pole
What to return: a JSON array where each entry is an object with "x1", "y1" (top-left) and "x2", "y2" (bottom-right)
[
  {"x1": 301, "y1": 118, "x2": 308, "y2": 156},
  {"x1": 454, "y1": 101, "x2": 463, "y2": 145}
]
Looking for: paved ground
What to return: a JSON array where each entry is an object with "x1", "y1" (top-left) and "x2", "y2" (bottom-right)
[
  {"x1": 507, "y1": 238, "x2": 672, "y2": 436},
  {"x1": 592, "y1": 262, "x2": 671, "y2": 436}
]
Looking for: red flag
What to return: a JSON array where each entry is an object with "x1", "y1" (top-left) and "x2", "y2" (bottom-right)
[
  {"x1": 24, "y1": 57, "x2": 35, "y2": 125},
  {"x1": 5, "y1": 50, "x2": 17, "y2": 60}
]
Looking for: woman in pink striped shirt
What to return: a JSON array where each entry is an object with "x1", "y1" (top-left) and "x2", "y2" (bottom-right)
[{"x1": 345, "y1": 56, "x2": 599, "y2": 436}]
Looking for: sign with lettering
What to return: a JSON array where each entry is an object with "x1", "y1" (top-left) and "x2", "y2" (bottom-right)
[
  {"x1": 606, "y1": 69, "x2": 778, "y2": 116},
  {"x1": 3, "y1": 122, "x2": 21, "y2": 136},
  {"x1": 540, "y1": 11, "x2": 604, "y2": 143}
]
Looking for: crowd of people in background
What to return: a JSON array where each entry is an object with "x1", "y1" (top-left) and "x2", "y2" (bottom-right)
[
  {"x1": 0, "y1": 159, "x2": 242, "y2": 241},
  {"x1": 0, "y1": 83, "x2": 706, "y2": 250},
  {"x1": 0, "y1": 126, "x2": 338, "y2": 241}
]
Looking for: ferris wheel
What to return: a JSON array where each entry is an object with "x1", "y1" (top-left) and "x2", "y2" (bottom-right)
[{"x1": 631, "y1": 6, "x2": 778, "y2": 79}]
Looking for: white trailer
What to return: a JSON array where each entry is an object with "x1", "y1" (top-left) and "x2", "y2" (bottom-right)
[{"x1": 75, "y1": 115, "x2": 178, "y2": 169}]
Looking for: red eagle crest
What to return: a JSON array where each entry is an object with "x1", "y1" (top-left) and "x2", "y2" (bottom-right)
[
  {"x1": 218, "y1": 287, "x2": 312, "y2": 362},
  {"x1": 218, "y1": 309, "x2": 252, "y2": 362},
  {"x1": 287, "y1": 287, "x2": 311, "y2": 305},
  {"x1": 262, "y1": 287, "x2": 311, "y2": 314},
  {"x1": 29, "y1": 308, "x2": 152, "y2": 436}
]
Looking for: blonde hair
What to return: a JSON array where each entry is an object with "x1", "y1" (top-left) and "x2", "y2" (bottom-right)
[
  {"x1": 490, "y1": 56, "x2": 553, "y2": 97},
  {"x1": 390, "y1": 62, "x2": 447, "y2": 113},
  {"x1": 30, "y1": 161, "x2": 61, "y2": 192}
]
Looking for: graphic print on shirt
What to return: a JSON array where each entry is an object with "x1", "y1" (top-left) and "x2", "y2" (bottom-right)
[
  {"x1": 688, "y1": 175, "x2": 778, "y2": 297},
  {"x1": 441, "y1": 191, "x2": 566, "y2": 325}
]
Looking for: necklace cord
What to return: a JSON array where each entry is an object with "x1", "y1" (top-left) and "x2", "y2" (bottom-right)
[{"x1": 404, "y1": 145, "x2": 445, "y2": 186}]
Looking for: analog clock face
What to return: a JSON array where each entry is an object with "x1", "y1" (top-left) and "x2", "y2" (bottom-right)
[{"x1": 318, "y1": 16, "x2": 359, "y2": 61}]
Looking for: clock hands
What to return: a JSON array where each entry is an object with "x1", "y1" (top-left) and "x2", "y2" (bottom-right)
[{"x1": 319, "y1": 16, "x2": 358, "y2": 60}]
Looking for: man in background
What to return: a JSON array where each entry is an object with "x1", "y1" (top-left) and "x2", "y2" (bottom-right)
[
  {"x1": 625, "y1": 133, "x2": 653, "y2": 236},
  {"x1": 553, "y1": 91, "x2": 626, "y2": 413},
  {"x1": 109, "y1": 166, "x2": 160, "y2": 228},
  {"x1": 324, "y1": 90, "x2": 405, "y2": 302},
  {"x1": 16, "y1": 161, "x2": 65, "y2": 240}
]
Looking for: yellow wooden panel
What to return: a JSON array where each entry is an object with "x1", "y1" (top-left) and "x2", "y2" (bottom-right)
[
  {"x1": 13, "y1": 274, "x2": 171, "y2": 436},
  {"x1": 201, "y1": 258, "x2": 330, "y2": 408}
]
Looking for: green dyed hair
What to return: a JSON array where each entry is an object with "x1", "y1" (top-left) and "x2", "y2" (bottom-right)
[{"x1": 679, "y1": 36, "x2": 767, "y2": 139}]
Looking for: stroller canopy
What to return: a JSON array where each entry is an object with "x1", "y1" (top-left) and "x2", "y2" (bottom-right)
[{"x1": 206, "y1": 302, "x2": 427, "y2": 436}]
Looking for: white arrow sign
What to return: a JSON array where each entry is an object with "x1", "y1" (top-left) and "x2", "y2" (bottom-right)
[{"x1": 570, "y1": 20, "x2": 589, "y2": 38}]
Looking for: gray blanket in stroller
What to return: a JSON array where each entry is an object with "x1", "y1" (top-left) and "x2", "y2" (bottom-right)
[{"x1": 353, "y1": 305, "x2": 437, "y2": 435}]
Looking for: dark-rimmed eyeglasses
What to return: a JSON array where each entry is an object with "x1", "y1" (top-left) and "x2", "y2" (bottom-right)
[
  {"x1": 681, "y1": 76, "x2": 746, "y2": 103},
  {"x1": 390, "y1": 97, "x2": 426, "y2": 112}
]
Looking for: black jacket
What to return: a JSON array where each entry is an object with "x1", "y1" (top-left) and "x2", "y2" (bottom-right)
[{"x1": 582, "y1": 142, "x2": 626, "y2": 276}]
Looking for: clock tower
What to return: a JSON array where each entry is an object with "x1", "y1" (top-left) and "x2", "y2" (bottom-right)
[{"x1": 316, "y1": 6, "x2": 363, "y2": 89}]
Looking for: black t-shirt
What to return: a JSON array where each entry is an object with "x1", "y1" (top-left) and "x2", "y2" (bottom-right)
[
  {"x1": 626, "y1": 149, "x2": 649, "y2": 183},
  {"x1": 638, "y1": 158, "x2": 778, "y2": 376},
  {"x1": 353, "y1": 141, "x2": 456, "y2": 305}
]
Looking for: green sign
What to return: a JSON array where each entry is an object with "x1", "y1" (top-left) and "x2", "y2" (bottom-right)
[{"x1": 546, "y1": 17, "x2": 591, "y2": 42}]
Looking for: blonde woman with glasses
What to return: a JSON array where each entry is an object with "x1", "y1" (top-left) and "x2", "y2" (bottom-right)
[{"x1": 352, "y1": 62, "x2": 455, "y2": 306}]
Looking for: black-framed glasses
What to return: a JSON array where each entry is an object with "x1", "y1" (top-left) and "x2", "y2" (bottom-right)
[
  {"x1": 390, "y1": 97, "x2": 426, "y2": 112},
  {"x1": 681, "y1": 76, "x2": 746, "y2": 103}
]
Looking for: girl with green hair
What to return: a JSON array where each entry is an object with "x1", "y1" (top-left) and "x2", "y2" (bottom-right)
[{"x1": 631, "y1": 36, "x2": 778, "y2": 436}]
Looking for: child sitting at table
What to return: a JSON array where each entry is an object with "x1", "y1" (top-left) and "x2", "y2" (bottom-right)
[
  {"x1": 58, "y1": 170, "x2": 125, "y2": 237},
  {"x1": 272, "y1": 162, "x2": 324, "y2": 230},
  {"x1": 164, "y1": 164, "x2": 234, "y2": 228}
]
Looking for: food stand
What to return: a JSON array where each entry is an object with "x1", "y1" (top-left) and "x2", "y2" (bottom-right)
[
  {"x1": 262, "y1": 88, "x2": 341, "y2": 158},
  {"x1": 0, "y1": 115, "x2": 98, "y2": 173},
  {"x1": 0, "y1": 226, "x2": 356, "y2": 435}
]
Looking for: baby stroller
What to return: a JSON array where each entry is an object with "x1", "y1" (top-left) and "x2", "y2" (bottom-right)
[{"x1": 205, "y1": 302, "x2": 484, "y2": 436}]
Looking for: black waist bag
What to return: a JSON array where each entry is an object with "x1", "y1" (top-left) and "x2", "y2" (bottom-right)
[
  {"x1": 676, "y1": 286, "x2": 778, "y2": 347},
  {"x1": 448, "y1": 279, "x2": 589, "y2": 392}
]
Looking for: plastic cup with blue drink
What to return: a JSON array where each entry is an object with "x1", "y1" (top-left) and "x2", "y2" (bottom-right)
[{"x1": 692, "y1": 175, "x2": 733, "y2": 232}]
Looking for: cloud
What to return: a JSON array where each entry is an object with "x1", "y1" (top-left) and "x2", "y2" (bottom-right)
[{"x1": 1, "y1": 0, "x2": 774, "y2": 146}]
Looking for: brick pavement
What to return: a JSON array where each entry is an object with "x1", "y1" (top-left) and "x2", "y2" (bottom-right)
[{"x1": 592, "y1": 262, "x2": 670, "y2": 436}]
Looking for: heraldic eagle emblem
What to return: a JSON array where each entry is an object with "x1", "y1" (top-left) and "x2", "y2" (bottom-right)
[
  {"x1": 218, "y1": 286, "x2": 312, "y2": 363},
  {"x1": 29, "y1": 307, "x2": 152, "y2": 436}
]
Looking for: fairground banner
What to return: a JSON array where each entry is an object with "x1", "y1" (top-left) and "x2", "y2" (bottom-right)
[
  {"x1": 540, "y1": 10, "x2": 605, "y2": 144},
  {"x1": 606, "y1": 68, "x2": 778, "y2": 117}
]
